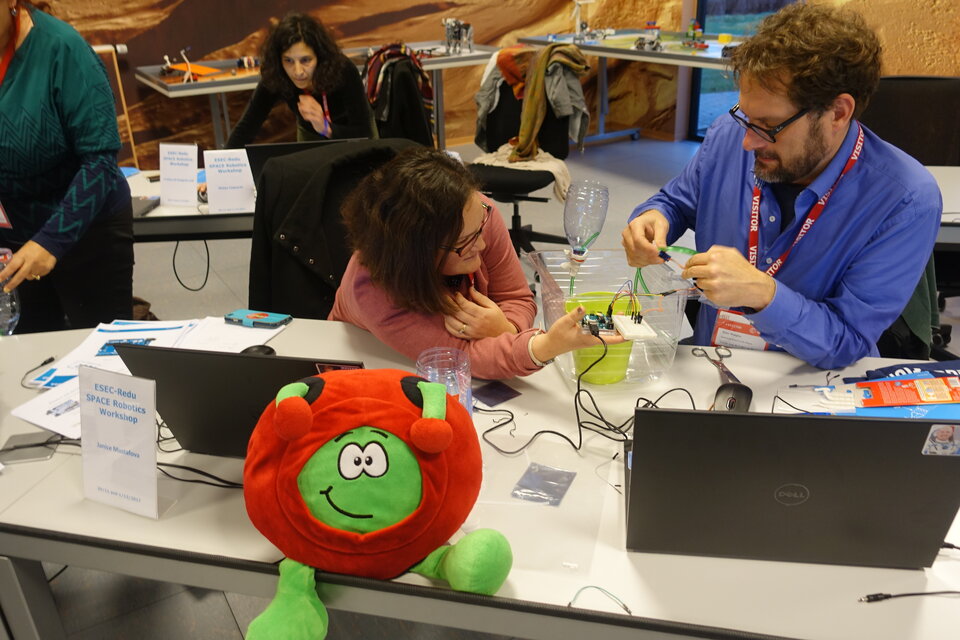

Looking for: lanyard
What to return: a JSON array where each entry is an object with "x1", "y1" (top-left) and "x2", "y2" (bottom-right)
[
  {"x1": 748, "y1": 122, "x2": 864, "y2": 277},
  {"x1": 0, "y1": 10, "x2": 20, "y2": 88}
]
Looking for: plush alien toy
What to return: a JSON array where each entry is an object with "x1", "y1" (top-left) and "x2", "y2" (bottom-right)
[{"x1": 243, "y1": 368, "x2": 512, "y2": 639}]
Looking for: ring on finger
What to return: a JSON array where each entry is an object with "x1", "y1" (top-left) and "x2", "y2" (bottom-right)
[{"x1": 458, "y1": 323, "x2": 467, "y2": 335}]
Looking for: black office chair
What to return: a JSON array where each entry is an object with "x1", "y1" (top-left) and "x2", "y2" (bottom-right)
[
  {"x1": 469, "y1": 81, "x2": 571, "y2": 254},
  {"x1": 859, "y1": 76, "x2": 960, "y2": 360},
  {"x1": 248, "y1": 138, "x2": 421, "y2": 319}
]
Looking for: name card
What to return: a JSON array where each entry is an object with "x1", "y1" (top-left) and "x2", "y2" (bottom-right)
[
  {"x1": 80, "y1": 365, "x2": 159, "y2": 518},
  {"x1": 159, "y1": 143, "x2": 198, "y2": 207},
  {"x1": 203, "y1": 149, "x2": 257, "y2": 213}
]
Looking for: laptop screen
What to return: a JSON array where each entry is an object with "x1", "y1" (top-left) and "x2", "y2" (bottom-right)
[
  {"x1": 245, "y1": 139, "x2": 360, "y2": 185},
  {"x1": 115, "y1": 343, "x2": 363, "y2": 458},
  {"x1": 625, "y1": 408, "x2": 960, "y2": 568}
]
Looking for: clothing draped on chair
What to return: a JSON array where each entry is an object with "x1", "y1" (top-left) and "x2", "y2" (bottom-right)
[{"x1": 362, "y1": 44, "x2": 434, "y2": 146}]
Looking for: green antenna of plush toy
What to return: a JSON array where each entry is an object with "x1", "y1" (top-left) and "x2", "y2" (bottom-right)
[{"x1": 417, "y1": 380, "x2": 447, "y2": 420}]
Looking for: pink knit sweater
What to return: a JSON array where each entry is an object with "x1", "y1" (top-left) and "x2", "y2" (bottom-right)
[{"x1": 329, "y1": 202, "x2": 541, "y2": 379}]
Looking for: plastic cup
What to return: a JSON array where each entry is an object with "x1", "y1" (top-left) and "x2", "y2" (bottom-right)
[{"x1": 416, "y1": 347, "x2": 473, "y2": 414}]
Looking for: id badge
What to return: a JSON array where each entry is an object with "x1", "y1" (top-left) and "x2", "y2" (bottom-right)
[
  {"x1": 0, "y1": 199, "x2": 11, "y2": 229},
  {"x1": 711, "y1": 308, "x2": 769, "y2": 351}
]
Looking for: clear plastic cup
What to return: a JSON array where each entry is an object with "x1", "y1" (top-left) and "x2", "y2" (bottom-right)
[{"x1": 416, "y1": 347, "x2": 472, "y2": 414}]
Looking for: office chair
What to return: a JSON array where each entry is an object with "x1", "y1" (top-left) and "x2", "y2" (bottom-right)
[
  {"x1": 859, "y1": 76, "x2": 960, "y2": 360},
  {"x1": 248, "y1": 138, "x2": 421, "y2": 319},
  {"x1": 469, "y1": 81, "x2": 571, "y2": 254}
]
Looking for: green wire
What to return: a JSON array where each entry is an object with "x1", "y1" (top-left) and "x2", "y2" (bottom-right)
[{"x1": 635, "y1": 267, "x2": 650, "y2": 294}]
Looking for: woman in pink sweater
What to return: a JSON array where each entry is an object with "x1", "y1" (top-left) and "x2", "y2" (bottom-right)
[{"x1": 329, "y1": 147, "x2": 605, "y2": 379}]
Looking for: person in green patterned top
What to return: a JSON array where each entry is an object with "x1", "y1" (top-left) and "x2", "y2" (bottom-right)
[{"x1": 0, "y1": 0, "x2": 133, "y2": 333}]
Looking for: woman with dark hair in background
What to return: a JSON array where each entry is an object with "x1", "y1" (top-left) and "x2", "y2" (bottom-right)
[
  {"x1": 227, "y1": 12, "x2": 373, "y2": 147},
  {"x1": 330, "y1": 147, "x2": 616, "y2": 380},
  {"x1": 0, "y1": 0, "x2": 134, "y2": 333}
]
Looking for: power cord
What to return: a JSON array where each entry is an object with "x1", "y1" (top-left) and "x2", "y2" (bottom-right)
[
  {"x1": 568, "y1": 585, "x2": 631, "y2": 614},
  {"x1": 20, "y1": 356, "x2": 55, "y2": 389},
  {"x1": 172, "y1": 240, "x2": 210, "y2": 291},
  {"x1": 859, "y1": 591, "x2": 960, "y2": 603}
]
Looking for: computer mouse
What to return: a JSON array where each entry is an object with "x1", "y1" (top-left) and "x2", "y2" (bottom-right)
[
  {"x1": 712, "y1": 382, "x2": 753, "y2": 412},
  {"x1": 241, "y1": 344, "x2": 276, "y2": 356}
]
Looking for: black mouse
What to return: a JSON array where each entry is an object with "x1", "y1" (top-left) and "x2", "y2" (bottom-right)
[
  {"x1": 712, "y1": 382, "x2": 753, "y2": 412},
  {"x1": 241, "y1": 344, "x2": 276, "y2": 356}
]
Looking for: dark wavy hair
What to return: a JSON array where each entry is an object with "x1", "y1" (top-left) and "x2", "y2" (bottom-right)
[
  {"x1": 730, "y1": 3, "x2": 881, "y2": 118},
  {"x1": 341, "y1": 147, "x2": 481, "y2": 315},
  {"x1": 259, "y1": 13, "x2": 346, "y2": 100}
]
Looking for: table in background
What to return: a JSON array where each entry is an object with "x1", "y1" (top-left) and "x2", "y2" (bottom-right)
[
  {"x1": 127, "y1": 170, "x2": 253, "y2": 243},
  {"x1": 136, "y1": 44, "x2": 497, "y2": 150},
  {"x1": 519, "y1": 31, "x2": 739, "y2": 144},
  {"x1": 2, "y1": 321, "x2": 959, "y2": 640},
  {"x1": 931, "y1": 166, "x2": 960, "y2": 251}
]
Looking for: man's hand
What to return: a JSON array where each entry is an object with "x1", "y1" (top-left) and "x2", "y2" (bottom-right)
[
  {"x1": 682, "y1": 246, "x2": 776, "y2": 310},
  {"x1": 297, "y1": 95, "x2": 331, "y2": 137},
  {"x1": 443, "y1": 287, "x2": 518, "y2": 340},
  {"x1": 622, "y1": 210, "x2": 669, "y2": 267},
  {"x1": 0, "y1": 241, "x2": 57, "y2": 293}
]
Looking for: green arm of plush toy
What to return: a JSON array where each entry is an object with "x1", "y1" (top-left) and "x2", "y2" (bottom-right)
[
  {"x1": 246, "y1": 558, "x2": 328, "y2": 640},
  {"x1": 410, "y1": 528, "x2": 512, "y2": 596},
  {"x1": 276, "y1": 382, "x2": 310, "y2": 404}
]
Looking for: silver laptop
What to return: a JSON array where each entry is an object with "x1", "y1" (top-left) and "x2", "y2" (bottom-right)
[{"x1": 625, "y1": 408, "x2": 960, "y2": 568}]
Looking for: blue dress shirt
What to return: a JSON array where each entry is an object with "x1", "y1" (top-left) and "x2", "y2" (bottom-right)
[{"x1": 630, "y1": 117, "x2": 942, "y2": 369}]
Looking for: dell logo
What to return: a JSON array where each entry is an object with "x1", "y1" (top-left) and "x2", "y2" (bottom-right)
[{"x1": 774, "y1": 483, "x2": 810, "y2": 506}]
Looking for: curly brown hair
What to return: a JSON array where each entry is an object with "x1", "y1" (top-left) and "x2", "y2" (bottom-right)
[
  {"x1": 341, "y1": 147, "x2": 481, "y2": 315},
  {"x1": 260, "y1": 13, "x2": 346, "y2": 101},
  {"x1": 729, "y1": 3, "x2": 881, "y2": 118}
]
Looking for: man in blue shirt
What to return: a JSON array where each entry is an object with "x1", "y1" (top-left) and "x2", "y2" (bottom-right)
[{"x1": 622, "y1": 3, "x2": 942, "y2": 369}]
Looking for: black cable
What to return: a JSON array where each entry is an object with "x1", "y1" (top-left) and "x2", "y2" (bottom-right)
[
  {"x1": 635, "y1": 388, "x2": 697, "y2": 410},
  {"x1": 172, "y1": 240, "x2": 210, "y2": 291},
  {"x1": 943, "y1": 541, "x2": 959, "y2": 550},
  {"x1": 860, "y1": 591, "x2": 960, "y2": 603},
  {"x1": 0, "y1": 433, "x2": 72, "y2": 455},
  {"x1": 20, "y1": 356, "x2": 55, "y2": 389},
  {"x1": 771, "y1": 394, "x2": 815, "y2": 414},
  {"x1": 46, "y1": 566, "x2": 68, "y2": 583},
  {"x1": 157, "y1": 463, "x2": 242, "y2": 489}
]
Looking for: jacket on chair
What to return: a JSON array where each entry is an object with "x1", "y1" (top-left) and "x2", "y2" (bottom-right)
[{"x1": 248, "y1": 138, "x2": 420, "y2": 319}]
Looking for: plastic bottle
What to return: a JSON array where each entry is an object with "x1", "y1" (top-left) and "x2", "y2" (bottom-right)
[
  {"x1": 0, "y1": 248, "x2": 20, "y2": 336},
  {"x1": 563, "y1": 179, "x2": 609, "y2": 261}
]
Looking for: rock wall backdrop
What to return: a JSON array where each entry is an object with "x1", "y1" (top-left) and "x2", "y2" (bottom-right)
[{"x1": 44, "y1": 0, "x2": 960, "y2": 167}]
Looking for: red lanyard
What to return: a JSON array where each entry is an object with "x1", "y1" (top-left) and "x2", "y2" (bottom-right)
[
  {"x1": 0, "y1": 10, "x2": 20, "y2": 88},
  {"x1": 748, "y1": 123, "x2": 864, "y2": 277}
]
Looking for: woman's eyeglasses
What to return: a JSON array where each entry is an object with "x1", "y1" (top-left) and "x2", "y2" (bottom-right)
[
  {"x1": 442, "y1": 201, "x2": 491, "y2": 257},
  {"x1": 728, "y1": 103, "x2": 810, "y2": 143}
]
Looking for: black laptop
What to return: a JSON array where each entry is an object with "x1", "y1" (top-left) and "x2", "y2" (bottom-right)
[
  {"x1": 245, "y1": 139, "x2": 357, "y2": 185},
  {"x1": 115, "y1": 344, "x2": 363, "y2": 458},
  {"x1": 625, "y1": 408, "x2": 960, "y2": 569}
]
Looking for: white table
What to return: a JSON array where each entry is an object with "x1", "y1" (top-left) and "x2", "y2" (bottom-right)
[{"x1": 1, "y1": 320, "x2": 959, "y2": 639}]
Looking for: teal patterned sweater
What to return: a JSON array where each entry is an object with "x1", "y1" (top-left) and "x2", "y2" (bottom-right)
[{"x1": 0, "y1": 9, "x2": 128, "y2": 259}]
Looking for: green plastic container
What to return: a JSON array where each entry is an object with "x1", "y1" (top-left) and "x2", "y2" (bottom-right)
[{"x1": 566, "y1": 292, "x2": 634, "y2": 384}]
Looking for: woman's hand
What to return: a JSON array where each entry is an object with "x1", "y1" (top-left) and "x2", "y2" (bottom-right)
[
  {"x1": 530, "y1": 306, "x2": 626, "y2": 364},
  {"x1": 443, "y1": 287, "x2": 518, "y2": 340},
  {"x1": 0, "y1": 241, "x2": 58, "y2": 293},
  {"x1": 297, "y1": 95, "x2": 331, "y2": 137}
]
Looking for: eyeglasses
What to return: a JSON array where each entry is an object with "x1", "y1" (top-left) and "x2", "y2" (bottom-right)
[
  {"x1": 442, "y1": 201, "x2": 491, "y2": 257},
  {"x1": 728, "y1": 103, "x2": 810, "y2": 143}
]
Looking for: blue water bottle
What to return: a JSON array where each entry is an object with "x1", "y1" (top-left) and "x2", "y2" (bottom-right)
[{"x1": 0, "y1": 248, "x2": 21, "y2": 336}]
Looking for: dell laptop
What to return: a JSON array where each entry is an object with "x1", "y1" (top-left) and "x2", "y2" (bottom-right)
[
  {"x1": 115, "y1": 343, "x2": 362, "y2": 458},
  {"x1": 625, "y1": 408, "x2": 960, "y2": 569}
]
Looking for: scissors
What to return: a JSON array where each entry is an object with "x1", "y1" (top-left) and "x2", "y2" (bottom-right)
[
  {"x1": 692, "y1": 346, "x2": 753, "y2": 412},
  {"x1": 691, "y1": 346, "x2": 741, "y2": 384}
]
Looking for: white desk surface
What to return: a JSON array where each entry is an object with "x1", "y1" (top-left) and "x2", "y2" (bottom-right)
[
  {"x1": 929, "y1": 166, "x2": 960, "y2": 221},
  {"x1": 2, "y1": 320, "x2": 959, "y2": 640}
]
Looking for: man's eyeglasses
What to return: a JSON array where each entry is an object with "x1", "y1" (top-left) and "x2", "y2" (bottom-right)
[
  {"x1": 442, "y1": 201, "x2": 491, "y2": 257},
  {"x1": 728, "y1": 103, "x2": 810, "y2": 143}
]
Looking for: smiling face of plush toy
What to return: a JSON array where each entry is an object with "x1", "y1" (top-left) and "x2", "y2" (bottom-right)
[{"x1": 297, "y1": 425, "x2": 422, "y2": 533}]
